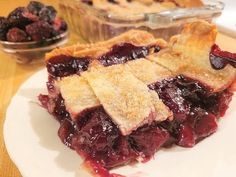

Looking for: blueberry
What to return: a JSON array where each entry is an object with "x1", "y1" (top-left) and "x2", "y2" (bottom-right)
[
  {"x1": 26, "y1": 21, "x2": 53, "y2": 41},
  {"x1": 27, "y1": 1, "x2": 45, "y2": 16},
  {"x1": 39, "y1": 6, "x2": 57, "y2": 22}
]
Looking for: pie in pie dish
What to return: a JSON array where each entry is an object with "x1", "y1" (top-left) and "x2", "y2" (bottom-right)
[
  {"x1": 81, "y1": 0, "x2": 203, "y2": 18},
  {"x1": 39, "y1": 20, "x2": 236, "y2": 177}
]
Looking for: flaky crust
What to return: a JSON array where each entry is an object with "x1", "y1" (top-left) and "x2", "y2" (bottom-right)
[
  {"x1": 82, "y1": 64, "x2": 172, "y2": 135},
  {"x1": 150, "y1": 20, "x2": 236, "y2": 92},
  {"x1": 46, "y1": 30, "x2": 167, "y2": 60},
  {"x1": 58, "y1": 76, "x2": 100, "y2": 120},
  {"x1": 56, "y1": 58, "x2": 173, "y2": 135},
  {"x1": 127, "y1": 59, "x2": 174, "y2": 84},
  {"x1": 46, "y1": 20, "x2": 236, "y2": 134}
]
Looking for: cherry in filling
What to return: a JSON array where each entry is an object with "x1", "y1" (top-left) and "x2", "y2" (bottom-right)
[
  {"x1": 46, "y1": 43, "x2": 161, "y2": 78},
  {"x1": 210, "y1": 44, "x2": 236, "y2": 70},
  {"x1": 46, "y1": 55, "x2": 90, "y2": 78},
  {"x1": 99, "y1": 43, "x2": 161, "y2": 67},
  {"x1": 54, "y1": 104, "x2": 169, "y2": 169},
  {"x1": 149, "y1": 75, "x2": 233, "y2": 147},
  {"x1": 39, "y1": 75, "x2": 233, "y2": 175}
]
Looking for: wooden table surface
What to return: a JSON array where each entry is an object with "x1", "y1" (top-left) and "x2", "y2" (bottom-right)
[{"x1": 1, "y1": 1, "x2": 236, "y2": 177}]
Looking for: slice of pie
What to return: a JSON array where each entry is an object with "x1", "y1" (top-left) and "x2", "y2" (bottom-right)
[{"x1": 39, "y1": 20, "x2": 236, "y2": 176}]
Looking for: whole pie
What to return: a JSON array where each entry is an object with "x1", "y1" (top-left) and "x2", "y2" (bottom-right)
[
  {"x1": 39, "y1": 20, "x2": 236, "y2": 177},
  {"x1": 81, "y1": 0, "x2": 203, "y2": 18}
]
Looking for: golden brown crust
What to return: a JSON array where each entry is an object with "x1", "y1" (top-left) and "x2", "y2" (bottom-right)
[
  {"x1": 56, "y1": 58, "x2": 173, "y2": 134},
  {"x1": 173, "y1": 0, "x2": 203, "y2": 7},
  {"x1": 46, "y1": 20, "x2": 236, "y2": 135},
  {"x1": 82, "y1": 64, "x2": 171, "y2": 135},
  {"x1": 46, "y1": 30, "x2": 167, "y2": 60},
  {"x1": 127, "y1": 59, "x2": 174, "y2": 84},
  {"x1": 45, "y1": 44, "x2": 90, "y2": 60},
  {"x1": 149, "y1": 20, "x2": 236, "y2": 92},
  {"x1": 57, "y1": 76, "x2": 100, "y2": 120}
]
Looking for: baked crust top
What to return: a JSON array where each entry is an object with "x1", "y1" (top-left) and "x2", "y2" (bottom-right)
[
  {"x1": 150, "y1": 21, "x2": 236, "y2": 92},
  {"x1": 47, "y1": 20, "x2": 236, "y2": 135}
]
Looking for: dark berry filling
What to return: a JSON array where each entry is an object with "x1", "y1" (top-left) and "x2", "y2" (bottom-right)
[
  {"x1": 52, "y1": 104, "x2": 169, "y2": 169},
  {"x1": 38, "y1": 94, "x2": 49, "y2": 109},
  {"x1": 149, "y1": 75, "x2": 232, "y2": 147},
  {"x1": 210, "y1": 44, "x2": 236, "y2": 70},
  {"x1": 46, "y1": 43, "x2": 161, "y2": 78},
  {"x1": 46, "y1": 55, "x2": 90, "y2": 78},
  {"x1": 128, "y1": 123, "x2": 169, "y2": 161},
  {"x1": 46, "y1": 75, "x2": 56, "y2": 93},
  {"x1": 40, "y1": 75, "x2": 233, "y2": 176},
  {"x1": 99, "y1": 43, "x2": 161, "y2": 67},
  {"x1": 72, "y1": 107, "x2": 137, "y2": 168},
  {"x1": 40, "y1": 93, "x2": 170, "y2": 171},
  {"x1": 49, "y1": 94, "x2": 70, "y2": 122}
]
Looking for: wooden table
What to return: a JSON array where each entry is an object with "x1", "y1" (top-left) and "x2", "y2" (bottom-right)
[{"x1": 1, "y1": 1, "x2": 236, "y2": 177}]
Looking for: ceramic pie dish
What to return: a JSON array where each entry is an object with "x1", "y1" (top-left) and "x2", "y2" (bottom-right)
[{"x1": 39, "y1": 20, "x2": 236, "y2": 177}]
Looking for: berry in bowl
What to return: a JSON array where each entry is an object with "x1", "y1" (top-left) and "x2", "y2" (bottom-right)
[{"x1": 0, "y1": 1, "x2": 68, "y2": 64}]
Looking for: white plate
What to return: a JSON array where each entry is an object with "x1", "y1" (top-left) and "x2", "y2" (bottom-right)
[{"x1": 4, "y1": 69, "x2": 236, "y2": 177}]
